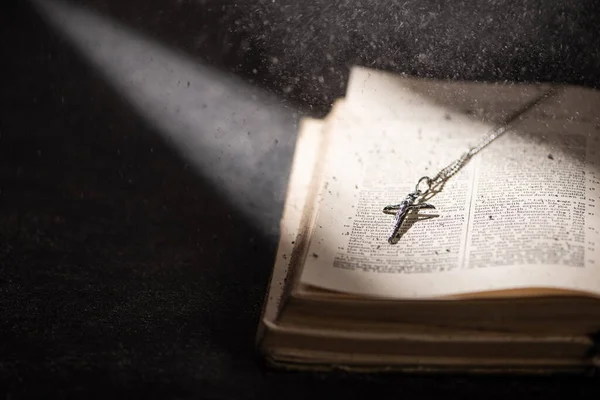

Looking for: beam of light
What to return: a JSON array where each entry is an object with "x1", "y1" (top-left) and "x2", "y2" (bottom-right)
[
  {"x1": 30, "y1": 0, "x2": 600, "y2": 301},
  {"x1": 31, "y1": 0, "x2": 299, "y2": 239}
]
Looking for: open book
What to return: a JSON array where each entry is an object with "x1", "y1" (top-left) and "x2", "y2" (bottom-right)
[{"x1": 256, "y1": 66, "x2": 600, "y2": 374}]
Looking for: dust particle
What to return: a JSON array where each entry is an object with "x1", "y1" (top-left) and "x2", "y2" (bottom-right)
[{"x1": 548, "y1": 154, "x2": 554, "y2": 160}]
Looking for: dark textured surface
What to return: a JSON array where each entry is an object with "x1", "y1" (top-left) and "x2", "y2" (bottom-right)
[
  {"x1": 2, "y1": 0, "x2": 600, "y2": 398},
  {"x1": 64, "y1": 0, "x2": 600, "y2": 114}
]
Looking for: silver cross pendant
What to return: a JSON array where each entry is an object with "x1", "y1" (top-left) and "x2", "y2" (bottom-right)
[{"x1": 383, "y1": 192, "x2": 435, "y2": 244}]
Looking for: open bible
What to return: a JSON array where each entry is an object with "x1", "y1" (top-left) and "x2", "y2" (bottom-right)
[{"x1": 256, "y1": 66, "x2": 600, "y2": 374}]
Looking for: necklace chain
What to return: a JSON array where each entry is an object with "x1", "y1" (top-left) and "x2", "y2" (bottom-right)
[
  {"x1": 383, "y1": 86, "x2": 557, "y2": 244},
  {"x1": 414, "y1": 87, "x2": 556, "y2": 198}
]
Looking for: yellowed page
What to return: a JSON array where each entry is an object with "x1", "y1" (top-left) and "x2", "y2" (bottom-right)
[
  {"x1": 299, "y1": 83, "x2": 600, "y2": 299},
  {"x1": 344, "y1": 66, "x2": 551, "y2": 124},
  {"x1": 261, "y1": 118, "x2": 324, "y2": 323}
]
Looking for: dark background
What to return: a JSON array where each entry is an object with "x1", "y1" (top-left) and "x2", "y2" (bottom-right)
[{"x1": 2, "y1": 0, "x2": 600, "y2": 398}]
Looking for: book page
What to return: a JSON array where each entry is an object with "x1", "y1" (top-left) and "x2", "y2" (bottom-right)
[
  {"x1": 344, "y1": 66, "x2": 551, "y2": 124},
  {"x1": 299, "y1": 85, "x2": 600, "y2": 299},
  {"x1": 259, "y1": 100, "x2": 346, "y2": 327},
  {"x1": 260, "y1": 118, "x2": 324, "y2": 324}
]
